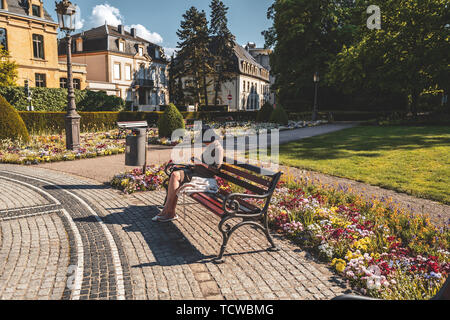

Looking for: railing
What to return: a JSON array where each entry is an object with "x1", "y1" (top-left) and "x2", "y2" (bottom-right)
[{"x1": 134, "y1": 79, "x2": 154, "y2": 88}]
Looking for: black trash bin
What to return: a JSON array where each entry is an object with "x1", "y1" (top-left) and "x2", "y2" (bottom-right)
[{"x1": 125, "y1": 128, "x2": 147, "y2": 167}]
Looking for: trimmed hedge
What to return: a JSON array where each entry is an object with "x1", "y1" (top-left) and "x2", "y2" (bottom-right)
[
  {"x1": 257, "y1": 102, "x2": 274, "y2": 122},
  {"x1": 158, "y1": 104, "x2": 185, "y2": 138},
  {"x1": 18, "y1": 110, "x2": 260, "y2": 134},
  {"x1": 270, "y1": 105, "x2": 289, "y2": 125},
  {"x1": 0, "y1": 86, "x2": 124, "y2": 112},
  {"x1": 0, "y1": 94, "x2": 30, "y2": 142}
]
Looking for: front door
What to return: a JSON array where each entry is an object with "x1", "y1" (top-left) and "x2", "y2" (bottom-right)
[{"x1": 138, "y1": 88, "x2": 146, "y2": 105}]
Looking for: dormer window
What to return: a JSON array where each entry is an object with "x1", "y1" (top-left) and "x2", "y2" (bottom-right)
[
  {"x1": 32, "y1": 4, "x2": 41, "y2": 17},
  {"x1": 118, "y1": 40, "x2": 124, "y2": 52},
  {"x1": 155, "y1": 48, "x2": 160, "y2": 59},
  {"x1": 138, "y1": 46, "x2": 144, "y2": 56},
  {"x1": 76, "y1": 37, "x2": 83, "y2": 52}
]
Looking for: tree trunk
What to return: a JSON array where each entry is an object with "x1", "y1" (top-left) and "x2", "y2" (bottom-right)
[
  {"x1": 411, "y1": 88, "x2": 419, "y2": 118},
  {"x1": 203, "y1": 73, "x2": 209, "y2": 107}
]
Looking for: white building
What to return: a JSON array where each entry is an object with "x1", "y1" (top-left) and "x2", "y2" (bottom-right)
[
  {"x1": 245, "y1": 42, "x2": 276, "y2": 106},
  {"x1": 58, "y1": 24, "x2": 169, "y2": 111},
  {"x1": 179, "y1": 42, "x2": 271, "y2": 111}
]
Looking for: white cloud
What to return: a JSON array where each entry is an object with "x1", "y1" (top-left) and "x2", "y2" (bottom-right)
[
  {"x1": 90, "y1": 3, "x2": 123, "y2": 27},
  {"x1": 163, "y1": 47, "x2": 177, "y2": 57},
  {"x1": 87, "y1": 4, "x2": 164, "y2": 45},
  {"x1": 127, "y1": 24, "x2": 163, "y2": 44},
  {"x1": 74, "y1": 5, "x2": 85, "y2": 30}
]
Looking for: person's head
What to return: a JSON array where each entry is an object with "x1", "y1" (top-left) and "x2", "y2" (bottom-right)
[{"x1": 202, "y1": 125, "x2": 217, "y2": 145}]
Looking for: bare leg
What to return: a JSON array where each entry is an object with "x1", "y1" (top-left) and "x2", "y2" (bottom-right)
[{"x1": 158, "y1": 170, "x2": 185, "y2": 219}]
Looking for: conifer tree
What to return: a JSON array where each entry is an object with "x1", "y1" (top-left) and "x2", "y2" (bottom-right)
[
  {"x1": 176, "y1": 7, "x2": 214, "y2": 106},
  {"x1": 209, "y1": 0, "x2": 236, "y2": 106}
]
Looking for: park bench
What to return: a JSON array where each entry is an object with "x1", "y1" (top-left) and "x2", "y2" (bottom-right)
[
  {"x1": 117, "y1": 121, "x2": 148, "y2": 139},
  {"x1": 163, "y1": 158, "x2": 283, "y2": 263}
]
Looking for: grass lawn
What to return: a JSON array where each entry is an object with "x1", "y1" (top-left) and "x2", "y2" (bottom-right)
[{"x1": 278, "y1": 126, "x2": 450, "y2": 204}]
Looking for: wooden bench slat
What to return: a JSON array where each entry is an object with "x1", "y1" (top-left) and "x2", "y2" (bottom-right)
[
  {"x1": 216, "y1": 171, "x2": 268, "y2": 195},
  {"x1": 220, "y1": 164, "x2": 272, "y2": 188},
  {"x1": 190, "y1": 193, "x2": 224, "y2": 217}
]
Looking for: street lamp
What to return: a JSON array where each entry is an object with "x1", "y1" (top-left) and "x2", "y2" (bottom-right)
[
  {"x1": 312, "y1": 71, "x2": 320, "y2": 121},
  {"x1": 55, "y1": 0, "x2": 80, "y2": 151}
]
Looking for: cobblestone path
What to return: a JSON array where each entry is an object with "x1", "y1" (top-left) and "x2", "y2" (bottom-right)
[{"x1": 0, "y1": 164, "x2": 349, "y2": 300}]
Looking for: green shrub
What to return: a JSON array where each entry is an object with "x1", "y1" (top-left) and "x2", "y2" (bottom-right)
[
  {"x1": 158, "y1": 103, "x2": 185, "y2": 138},
  {"x1": 270, "y1": 105, "x2": 289, "y2": 125},
  {"x1": 0, "y1": 94, "x2": 30, "y2": 142},
  {"x1": 77, "y1": 90, "x2": 125, "y2": 111},
  {"x1": 257, "y1": 102, "x2": 274, "y2": 122}
]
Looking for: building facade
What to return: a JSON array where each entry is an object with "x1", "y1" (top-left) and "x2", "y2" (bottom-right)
[
  {"x1": 59, "y1": 24, "x2": 169, "y2": 111},
  {"x1": 179, "y1": 42, "x2": 270, "y2": 111},
  {"x1": 0, "y1": 0, "x2": 86, "y2": 89},
  {"x1": 245, "y1": 42, "x2": 276, "y2": 106}
]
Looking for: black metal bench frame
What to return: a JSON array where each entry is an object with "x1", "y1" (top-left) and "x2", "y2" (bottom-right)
[{"x1": 162, "y1": 158, "x2": 283, "y2": 263}]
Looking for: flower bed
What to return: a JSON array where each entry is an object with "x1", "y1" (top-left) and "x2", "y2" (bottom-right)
[
  {"x1": 259, "y1": 176, "x2": 449, "y2": 300},
  {"x1": 110, "y1": 165, "x2": 166, "y2": 194},
  {"x1": 0, "y1": 131, "x2": 125, "y2": 165},
  {"x1": 148, "y1": 120, "x2": 328, "y2": 146},
  {"x1": 110, "y1": 164, "x2": 449, "y2": 299}
]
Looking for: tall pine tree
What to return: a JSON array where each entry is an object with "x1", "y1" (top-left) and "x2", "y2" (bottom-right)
[
  {"x1": 176, "y1": 7, "x2": 213, "y2": 106},
  {"x1": 209, "y1": 0, "x2": 236, "y2": 106}
]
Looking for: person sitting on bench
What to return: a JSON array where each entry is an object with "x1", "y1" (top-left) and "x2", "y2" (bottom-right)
[{"x1": 152, "y1": 127, "x2": 224, "y2": 223}]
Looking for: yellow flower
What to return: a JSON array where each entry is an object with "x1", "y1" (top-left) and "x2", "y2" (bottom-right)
[{"x1": 332, "y1": 259, "x2": 347, "y2": 273}]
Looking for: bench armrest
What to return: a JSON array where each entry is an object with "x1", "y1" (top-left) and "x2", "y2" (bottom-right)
[{"x1": 223, "y1": 192, "x2": 271, "y2": 215}]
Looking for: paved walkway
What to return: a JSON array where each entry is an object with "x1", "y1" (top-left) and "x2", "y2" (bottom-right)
[
  {"x1": 37, "y1": 123, "x2": 358, "y2": 184},
  {"x1": 0, "y1": 164, "x2": 349, "y2": 300}
]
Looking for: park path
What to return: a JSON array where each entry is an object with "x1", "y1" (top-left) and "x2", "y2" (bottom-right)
[
  {"x1": 0, "y1": 164, "x2": 349, "y2": 300},
  {"x1": 37, "y1": 123, "x2": 358, "y2": 184}
]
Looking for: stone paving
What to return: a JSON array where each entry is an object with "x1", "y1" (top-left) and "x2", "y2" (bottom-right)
[{"x1": 0, "y1": 164, "x2": 350, "y2": 300}]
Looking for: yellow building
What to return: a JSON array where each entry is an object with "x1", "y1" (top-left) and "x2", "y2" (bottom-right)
[{"x1": 0, "y1": 0, "x2": 86, "y2": 89}]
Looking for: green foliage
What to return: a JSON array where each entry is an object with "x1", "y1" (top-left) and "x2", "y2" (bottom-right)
[
  {"x1": 158, "y1": 104, "x2": 186, "y2": 138},
  {"x1": 257, "y1": 102, "x2": 274, "y2": 122},
  {"x1": 176, "y1": 6, "x2": 214, "y2": 106},
  {"x1": 0, "y1": 94, "x2": 30, "y2": 142},
  {"x1": 0, "y1": 87, "x2": 124, "y2": 112},
  {"x1": 209, "y1": 0, "x2": 237, "y2": 106},
  {"x1": 327, "y1": 0, "x2": 449, "y2": 115},
  {"x1": 270, "y1": 105, "x2": 289, "y2": 125},
  {"x1": 77, "y1": 90, "x2": 125, "y2": 111},
  {"x1": 0, "y1": 48, "x2": 18, "y2": 87}
]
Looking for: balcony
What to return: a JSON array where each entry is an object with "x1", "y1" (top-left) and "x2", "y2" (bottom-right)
[{"x1": 134, "y1": 79, "x2": 154, "y2": 88}]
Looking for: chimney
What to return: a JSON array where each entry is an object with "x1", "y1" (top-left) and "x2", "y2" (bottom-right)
[
  {"x1": 131, "y1": 28, "x2": 137, "y2": 38},
  {"x1": 118, "y1": 25, "x2": 125, "y2": 35}
]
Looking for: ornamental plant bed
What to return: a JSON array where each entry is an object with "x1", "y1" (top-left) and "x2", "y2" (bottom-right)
[
  {"x1": 111, "y1": 163, "x2": 449, "y2": 300},
  {"x1": 0, "y1": 131, "x2": 125, "y2": 165}
]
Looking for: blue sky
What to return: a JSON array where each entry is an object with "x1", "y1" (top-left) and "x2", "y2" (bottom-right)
[{"x1": 44, "y1": 0, "x2": 274, "y2": 55}]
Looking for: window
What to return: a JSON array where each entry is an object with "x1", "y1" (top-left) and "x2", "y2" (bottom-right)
[
  {"x1": 32, "y1": 34, "x2": 44, "y2": 59},
  {"x1": 138, "y1": 47, "x2": 143, "y2": 56},
  {"x1": 155, "y1": 48, "x2": 160, "y2": 59},
  {"x1": 125, "y1": 65, "x2": 132, "y2": 81},
  {"x1": 73, "y1": 79, "x2": 80, "y2": 90},
  {"x1": 35, "y1": 73, "x2": 46, "y2": 87},
  {"x1": 60, "y1": 78, "x2": 67, "y2": 88},
  {"x1": 114, "y1": 63, "x2": 121, "y2": 80},
  {"x1": 61, "y1": 78, "x2": 81, "y2": 89},
  {"x1": 32, "y1": 5, "x2": 41, "y2": 17},
  {"x1": 0, "y1": 28, "x2": 6, "y2": 50},
  {"x1": 243, "y1": 81, "x2": 245, "y2": 92},
  {"x1": 119, "y1": 41, "x2": 124, "y2": 52}
]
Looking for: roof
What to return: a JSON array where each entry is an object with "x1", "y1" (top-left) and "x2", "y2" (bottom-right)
[
  {"x1": 233, "y1": 43, "x2": 265, "y2": 70},
  {"x1": 59, "y1": 24, "x2": 168, "y2": 63},
  {"x1": 3, "y1": 0, "x2": 54, "y2": 22}
]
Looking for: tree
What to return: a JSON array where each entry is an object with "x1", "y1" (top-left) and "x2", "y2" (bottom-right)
[
  {"x1": 264, "y1": 0, "x2": 357, "y2": 110},
  {"x1": 0, "y1": 47, "x2": 18, "y2": 87},
  {"x1": 328, "y1": 0, "x2": 450, "y2": 115},
  {"x1": 176, "y1": 7, "x2": 214, "y2": 106},
  {"x1": 209, "y1": 0, "x2": 236, "y2": 106}
]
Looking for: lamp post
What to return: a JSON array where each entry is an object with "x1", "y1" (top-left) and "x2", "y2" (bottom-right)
[
  {"x1": 312, "y1": 71, "x2": 320, "y2": 121},
  {"x1": 56, "y1": 0, "x2": 80, "y2": 151}
]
